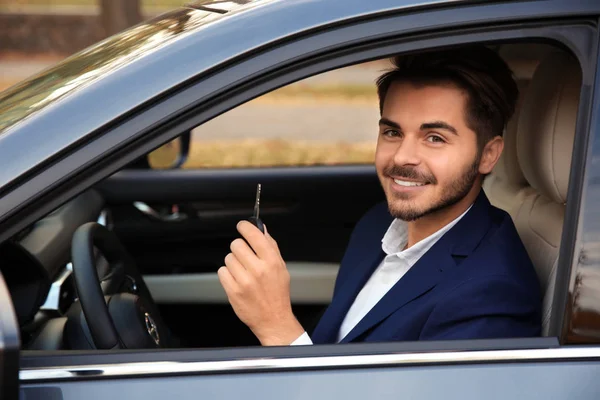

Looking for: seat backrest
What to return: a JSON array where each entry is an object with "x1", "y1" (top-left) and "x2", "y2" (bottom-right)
[
  {"x1": 482, "y1": 79, "x2": 534, "y2": 219},
  {"x1": 513, "y1": 52, "x2": 581, "y2": 336}
]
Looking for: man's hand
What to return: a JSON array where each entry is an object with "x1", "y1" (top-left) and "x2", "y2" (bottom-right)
[{"x1": 218, "y1": 221, "x2": 305, "y2": 346}]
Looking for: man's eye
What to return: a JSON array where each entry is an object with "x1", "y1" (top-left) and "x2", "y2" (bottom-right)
[
  {"x1": 426, "y1": 135, "x2": 445, "y2": 143},
  {"x1": 383, "y1": 130, "x2": 400, "y2": 138}
]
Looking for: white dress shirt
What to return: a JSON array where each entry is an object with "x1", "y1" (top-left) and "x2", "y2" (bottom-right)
[{"x1": 291, "y1": 205, "x2": 472, "y2": 345}]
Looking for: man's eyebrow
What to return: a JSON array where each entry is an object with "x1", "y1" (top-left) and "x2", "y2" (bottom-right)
[
  {"x1": 378, "y1": 118, "x2": 400, "y2": 129},
  {"x1": 421, "y1": 121, "x2": 458, "y2": 135}
]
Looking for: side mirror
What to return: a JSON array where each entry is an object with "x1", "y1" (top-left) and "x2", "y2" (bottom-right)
[{"x1": 147, "y1": 132, "x2": 191, "y2": 169}]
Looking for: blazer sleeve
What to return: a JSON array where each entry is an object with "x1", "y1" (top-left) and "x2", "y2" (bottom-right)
[{"x1": 419, "y1": 275, "x2": 542, "y2": 340}]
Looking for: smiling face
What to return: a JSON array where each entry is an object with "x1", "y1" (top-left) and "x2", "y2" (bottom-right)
[{"x1": 376, "y1": 81, "x2": 496, "y2": 222}]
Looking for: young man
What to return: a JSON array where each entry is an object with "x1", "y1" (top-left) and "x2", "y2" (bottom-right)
[{"x1": 217, "y1": 45, "x2": 542, "y2": 346}]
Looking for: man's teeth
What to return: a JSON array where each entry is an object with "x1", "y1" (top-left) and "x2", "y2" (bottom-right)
[{"x1": 394, "y1": 179, "x2": 426, "y2": 187}]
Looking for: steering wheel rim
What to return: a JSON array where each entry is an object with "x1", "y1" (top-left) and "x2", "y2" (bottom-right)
[{"x1": 71, "y1": 222, "x2": 167, "y2": 349}]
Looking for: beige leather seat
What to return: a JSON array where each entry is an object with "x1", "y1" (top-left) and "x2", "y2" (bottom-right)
[
  {"x1": 485, "y1": 51, "x2": 581, "y2": 336},
  {"x1": 483, "y1": 79, "x2": 535, "y2": 219}
]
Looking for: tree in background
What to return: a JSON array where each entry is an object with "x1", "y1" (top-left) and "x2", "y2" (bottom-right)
[{"x1": 100, "y1": 0, "x2": 142, "y2": 36}]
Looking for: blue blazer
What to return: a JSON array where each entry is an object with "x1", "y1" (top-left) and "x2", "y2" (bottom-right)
[{"x1": 311, "y1": 190, "x2": 542, "y2": 344}]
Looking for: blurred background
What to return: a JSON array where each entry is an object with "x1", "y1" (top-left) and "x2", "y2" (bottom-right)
[{"x1": 0, "y1": 0, "x2": 388, "y2": 168}]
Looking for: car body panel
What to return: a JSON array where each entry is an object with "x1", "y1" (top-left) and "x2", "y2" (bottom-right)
[
  {"x1": 18, "y1": 349, "x2": 600, "y2": 399},
  {"x1": 190, "y1": 0, "x2": 271, "y2": 13}
]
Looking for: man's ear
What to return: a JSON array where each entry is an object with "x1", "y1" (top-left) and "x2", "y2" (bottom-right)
[{"x1": 478, "y1": 136, "x2": 504, "y2": 175}]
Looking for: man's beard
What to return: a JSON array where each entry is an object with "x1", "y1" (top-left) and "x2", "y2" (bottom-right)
[{"x1": 384, "y1": 154, "x2": 480, "y2": 221}]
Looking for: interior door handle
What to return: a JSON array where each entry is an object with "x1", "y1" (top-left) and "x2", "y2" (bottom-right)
[{"x1": 133, "y1": 202, "x2": 188, "y2": 222}]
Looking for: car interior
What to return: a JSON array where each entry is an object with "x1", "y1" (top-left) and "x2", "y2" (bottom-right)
[{"x1": 0, "y1": 40, "x2": 583, "y2": 352}]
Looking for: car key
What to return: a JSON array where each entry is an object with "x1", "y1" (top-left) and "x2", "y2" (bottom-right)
[{"x1": 248, "y1": 183, "x2": 265, "y2": 233}]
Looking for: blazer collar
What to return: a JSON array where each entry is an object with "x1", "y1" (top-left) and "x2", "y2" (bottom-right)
[
  {"x1": 340, "y1": 189, "x2": 494, "y2": 343},
  {"x1": 310, "y1": 207, "x2": 392, "y2": 344},
  {"x1": 446, "y1": 189, "x2": 493, "y2": 256}
]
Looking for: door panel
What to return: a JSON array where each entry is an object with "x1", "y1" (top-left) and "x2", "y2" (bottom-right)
[
  {"x1": 144, "y1": 262, "x2": 338, "y2": 304},
  {"x1": 20, "y1": 357, "x2": 600, "y2": 400},
  {"x1": 95, "y1": 165, "x2": 385, "y2": 347}
]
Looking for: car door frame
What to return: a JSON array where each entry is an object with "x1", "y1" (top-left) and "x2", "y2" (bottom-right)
[
  {"x1": 6, "y1": 1, "x2": 600, "y2": 393},
  {"x1": 0, "y1": 271, "x2": 20, "y2": 400}
]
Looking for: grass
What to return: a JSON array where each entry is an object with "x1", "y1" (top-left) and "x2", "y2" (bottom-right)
[
  {"x1": 260, "y1": 83, "x2": 376, "y2": 102},
  {"x1": 148, "y1": 139, "x2": 376, "y2": 169}
]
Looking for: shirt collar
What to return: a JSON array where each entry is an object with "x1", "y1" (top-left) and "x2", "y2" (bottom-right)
[{"x1": 381, "y1": 204, "x2": 474, "y2": 265}]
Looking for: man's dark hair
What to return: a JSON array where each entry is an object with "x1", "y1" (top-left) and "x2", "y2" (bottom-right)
[{"x1": 376, "y1": 45, "x2": 519, "y2": 150}]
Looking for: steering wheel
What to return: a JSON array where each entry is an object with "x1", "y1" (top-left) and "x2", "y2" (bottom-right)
[{"x1": 69, "y1": 222, "x2": 169, "y2": 349}]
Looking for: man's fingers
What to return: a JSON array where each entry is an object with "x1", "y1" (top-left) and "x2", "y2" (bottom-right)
[
  {"x1": 237, "y1": 221, "x2": 273, "y2": 259},
  {"x1": 224, "y1": 252, "x2": 248, "y2": 282},
  {"x1": 217, "y1": 266, "x2": 238, "y2": 295},
  {"x1": 230, "y1": 237, "x2": 260, "y2": 268},
  {"x1": 263, "y1": 224, "x2": 282, "y2": 257}
]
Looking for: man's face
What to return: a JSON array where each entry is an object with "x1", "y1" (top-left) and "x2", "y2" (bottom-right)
[{"x1": 375, "y1": 81, "x2": 482, "y2": 221}]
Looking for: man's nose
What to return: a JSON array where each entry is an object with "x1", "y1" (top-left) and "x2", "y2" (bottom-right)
[{"x1": 393, "y1": 136, "x2": 421, "y2": 166}]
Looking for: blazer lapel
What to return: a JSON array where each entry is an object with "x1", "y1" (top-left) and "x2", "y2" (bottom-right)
[
  {"x1": 311, "y1": 248, "x2": 385, "y2": 344},
  {"x1": 340, "y1": 190, "x2": 494, "y2": 343},
  {"x1": 339, "y1": 247, "x2": 454, "y2": 343}
]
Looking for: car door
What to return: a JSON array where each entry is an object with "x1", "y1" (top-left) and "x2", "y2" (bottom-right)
[{"x1": 13, "y1": 0, "x2": 600, "y2": 398}]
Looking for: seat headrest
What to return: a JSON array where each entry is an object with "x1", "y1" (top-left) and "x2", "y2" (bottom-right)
[{"x1": 516, "y1": 52, "x2": 581, "y2": 204}]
